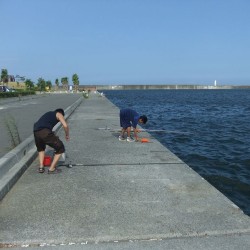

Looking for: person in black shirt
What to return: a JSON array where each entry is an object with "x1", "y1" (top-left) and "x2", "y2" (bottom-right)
[{"x1": 33, "y1": 108, "x2": 69, "y2": 174}]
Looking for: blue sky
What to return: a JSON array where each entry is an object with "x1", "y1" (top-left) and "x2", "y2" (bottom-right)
[{"x1": 1, "y1": 0, "x2": 250, "y2": 85}]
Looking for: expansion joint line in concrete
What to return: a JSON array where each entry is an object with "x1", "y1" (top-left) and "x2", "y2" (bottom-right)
[{"x1": 1, "y1": 230, "x2": 250, "y2": 249}]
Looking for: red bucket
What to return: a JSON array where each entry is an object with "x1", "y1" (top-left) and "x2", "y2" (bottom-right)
[{"x1": 43, "y1": 156, "x2": 52, "y2": 166}]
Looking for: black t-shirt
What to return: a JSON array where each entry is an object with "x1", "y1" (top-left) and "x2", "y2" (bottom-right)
[{"x1": 33, "y1": 111, "x2": 58, "y2": 132}]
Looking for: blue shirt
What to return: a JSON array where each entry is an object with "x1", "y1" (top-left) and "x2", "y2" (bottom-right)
[{"x1": 120, "y1": 108, "x2": 140, "y2": 128}]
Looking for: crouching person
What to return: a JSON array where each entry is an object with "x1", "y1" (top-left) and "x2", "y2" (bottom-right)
[
  {"x1": 119, "y1": 108, "x2": 148, "y2": 142},
  {"x1": 33, "y1": 108, "x2": 69, "y2": 174}
]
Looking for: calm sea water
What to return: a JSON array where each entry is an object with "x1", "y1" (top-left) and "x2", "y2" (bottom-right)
[{"x1": 103, "y1": 89, "x2": 250, "y2": 216}]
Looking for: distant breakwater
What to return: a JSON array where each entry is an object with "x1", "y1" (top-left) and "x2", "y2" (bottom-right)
[{"x1": 92, "y1": 84, "x2": 250, "y2": 91}]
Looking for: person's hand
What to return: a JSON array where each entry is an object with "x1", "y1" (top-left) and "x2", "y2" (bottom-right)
[
  {"x1": 135, "y1": 128, "x2": 141, "y2": 133},
  {"x1": 65, "y1": 135, "x2": 70, "y2": 141}
]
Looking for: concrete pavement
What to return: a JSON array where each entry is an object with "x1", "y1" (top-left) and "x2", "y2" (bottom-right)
[{"x1": 0, "y1": 92, "x2": 250, "y2": 249}]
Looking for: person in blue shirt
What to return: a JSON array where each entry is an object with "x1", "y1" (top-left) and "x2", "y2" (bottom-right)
[{"x1": 119, "y1": 108, "x2": 147, "y2": 142}]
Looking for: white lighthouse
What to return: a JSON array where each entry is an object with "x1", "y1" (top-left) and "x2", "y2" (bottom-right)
[{"x1": 214, "y1": 80, "x2": 217, "y2": 87}]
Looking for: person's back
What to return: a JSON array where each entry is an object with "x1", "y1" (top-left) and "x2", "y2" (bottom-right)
[
  {"x1": 120, "y1": 109, "x2": 139, "y2": 125},
  {"x1": 34, "y1": 111, "x2": 58, "y2": 132}
]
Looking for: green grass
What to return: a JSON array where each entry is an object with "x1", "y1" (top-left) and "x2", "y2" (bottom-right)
[{"x1": 4, "y1": 115, "x2": 21, "y2": 148}]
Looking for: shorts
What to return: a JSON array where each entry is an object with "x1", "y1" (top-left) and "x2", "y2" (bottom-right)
[
  {"x1": 120, "y1": 111, "x2": 131, "y2": 129},
  {"x1": 34, "y1": 128, "x2": 65, "y2": 154}
]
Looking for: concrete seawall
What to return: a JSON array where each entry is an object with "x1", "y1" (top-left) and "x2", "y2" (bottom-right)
[{"x1": 0, "y1": 92, "x2": 250, "y2": 249}]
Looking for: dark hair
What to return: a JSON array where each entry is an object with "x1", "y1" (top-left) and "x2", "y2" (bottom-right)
[
  {"x1": 140, "y1": 115, "x2": 148, "y2": 124},
  {"x1": 55, "y1": 108, "x2": 65, "y2": 116}
]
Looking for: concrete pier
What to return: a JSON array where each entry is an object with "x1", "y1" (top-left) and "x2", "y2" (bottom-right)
[{"x1": 0, "y1": 92, "x2": 250, "y2": 249}]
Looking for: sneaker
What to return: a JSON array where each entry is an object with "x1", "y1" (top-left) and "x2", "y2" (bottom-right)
[
  {"x1": 119, "y1": 136, "x2": 126, "y2": 141},
  {"x1": 127, "y1": 137, "x2": 135, "y2": 142}
]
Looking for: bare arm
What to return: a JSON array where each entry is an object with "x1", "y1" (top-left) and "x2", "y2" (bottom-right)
[
  {"x1": 133, "y1": 127, "x2": 141, "y2": 141},
  {"x1": 56, "y1": 112, "x2": 70, "y2": 141}
]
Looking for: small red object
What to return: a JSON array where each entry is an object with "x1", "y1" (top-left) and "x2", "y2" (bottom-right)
[
  {"x1": 141, "y1": 138, "x2": 149, "y2": 143},
  {"x1": 43, "y1": 156, "x2": 51, "y2": 166}
]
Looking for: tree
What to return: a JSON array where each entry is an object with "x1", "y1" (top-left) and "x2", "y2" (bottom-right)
[
  {"x1": 25, "y1": 79, "x2": 34, "y2": 90},
  {"x1": 46, "y1": 80, "x2": 52, "y2": 91},
  {"x1": 61, "y1": 77, "x2": 68, "y2": 91},
  {"x1": 37, "y1": 77, "x2": 46, "y2": 92},
  {"x1": 1, "y1": 69, "x2": 8, "y2": 84},
  {"x1": 72, "y1": 73, "x2": 79, "y2": 92},
  {"x1": 55, "y1": 78, "x2": 59, "y2": 90}
]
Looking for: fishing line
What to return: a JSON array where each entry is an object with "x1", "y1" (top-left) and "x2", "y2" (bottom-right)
[{"x1": 97, "y1": 127, "x2": 190, "y2": 134}]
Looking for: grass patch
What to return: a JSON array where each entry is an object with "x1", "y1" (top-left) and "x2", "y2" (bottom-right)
[
  {"x1": 4, "y1": 115, "x2": 22, "y2": 148},
  {"x1": 0, "y1": 90, "x2": 36, "y2": 98}
]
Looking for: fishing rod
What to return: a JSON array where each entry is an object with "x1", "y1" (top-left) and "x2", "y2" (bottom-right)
[
  {"x1": 140, "y1": 129, "x2": 190, "y2": 134},
  {"x1": 58, "y1": 162, "x2": 181, "y2": 168},
  {"x1": 97, "y1": 127, "x2": 190, "y2": 134}
]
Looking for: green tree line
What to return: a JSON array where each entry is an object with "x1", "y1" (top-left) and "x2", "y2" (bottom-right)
[{"x1": 1, "y1": 68, "x2": 80, "y2": 92}]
